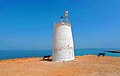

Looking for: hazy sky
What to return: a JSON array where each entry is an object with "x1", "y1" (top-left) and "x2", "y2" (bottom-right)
[{"x1": 0, "y1": 0, "x2": 120, "y2": 50}]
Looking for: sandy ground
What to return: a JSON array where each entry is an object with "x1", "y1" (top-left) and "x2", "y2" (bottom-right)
[{"x1": 0, "y1": 55, "x2": 120, "y2": 76}]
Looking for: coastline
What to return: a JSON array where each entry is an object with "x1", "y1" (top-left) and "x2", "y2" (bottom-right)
[
  {"x1": 0, "y1": 55, "x2": 120, "y2": 76},
  {"x1": 1, "y1": 49, "x2": 120, "y2": 60},
  {"x1": 0, "y1": 54, "x2": 119, "y2": 61}
]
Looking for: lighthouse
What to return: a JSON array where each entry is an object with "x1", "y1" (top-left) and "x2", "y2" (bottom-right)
[{"x1": 52, "y1": 11, "x2": 75, "y2": 62}]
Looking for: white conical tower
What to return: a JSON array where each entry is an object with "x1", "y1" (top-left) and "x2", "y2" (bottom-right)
[{"x1": 52, "y1": 11, "x2": 75, "y2": 62}]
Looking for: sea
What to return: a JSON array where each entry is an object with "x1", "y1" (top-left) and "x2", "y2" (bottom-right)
[{"x1": 0, "y1": 48, "x2": 120, "y2": 60}]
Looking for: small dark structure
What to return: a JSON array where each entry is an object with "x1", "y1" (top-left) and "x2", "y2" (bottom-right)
[
  {"x1": 104, "y1": 50, "x2": 120, "y2": 53},
  {"x1": 43, "y1": 55, "x2": 51, "y2": 60},
  {"x1": 98, "y1": 53, "x2": 105, "y2": 57}
]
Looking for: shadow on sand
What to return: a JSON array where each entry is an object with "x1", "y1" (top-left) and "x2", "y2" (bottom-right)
[{"x1": 39, "y1": 58, "x2": 52, "y2": 62}]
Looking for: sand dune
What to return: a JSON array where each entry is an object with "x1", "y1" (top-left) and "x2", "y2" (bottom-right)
[{"x1": 0, "y1": 55, "x2": 120, "y2": 76}]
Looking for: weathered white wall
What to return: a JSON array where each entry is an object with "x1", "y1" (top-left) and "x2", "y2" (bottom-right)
[{"x1": 52, "y1": 23, "x2": 75, "y2": 62}]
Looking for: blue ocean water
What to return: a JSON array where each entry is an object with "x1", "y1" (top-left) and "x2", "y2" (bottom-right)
[{"x1": 0, "y1": 48, "x2": 120, "y2": 60}]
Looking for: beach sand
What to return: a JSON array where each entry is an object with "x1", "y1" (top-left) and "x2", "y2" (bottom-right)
[{"x1": 0, "y1": 55, "x2": 120, "y2": 76}]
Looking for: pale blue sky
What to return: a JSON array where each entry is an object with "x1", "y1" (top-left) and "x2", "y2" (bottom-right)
[{"x1": 0, "y1": 0, "x2": 120, "y2": 50}]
